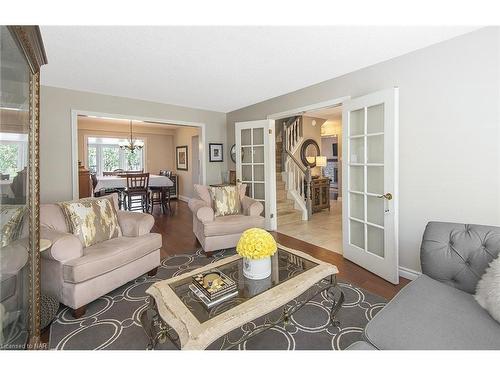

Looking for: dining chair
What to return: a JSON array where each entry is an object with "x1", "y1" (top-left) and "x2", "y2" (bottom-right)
[
  {"x1": 149, "y1": 186, "x2": 171, "y2": 215},
  {"x1": 123, "y1": 173, "x2": 150, "y2": 212}
]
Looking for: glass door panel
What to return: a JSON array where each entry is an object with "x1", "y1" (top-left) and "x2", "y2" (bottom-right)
[{"x1": 347, "y1": 103, "x2": 386, "y2": 253}]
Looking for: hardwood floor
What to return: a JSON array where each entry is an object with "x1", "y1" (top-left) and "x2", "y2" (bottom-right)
[{"x1": 153, "y1": 200, "x2": 410, "y2": 300}]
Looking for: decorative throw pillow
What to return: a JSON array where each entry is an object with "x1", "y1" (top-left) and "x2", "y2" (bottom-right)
[
  {"x1": 475, "y1": 253, "x2": 500, "y2": 323},
  {"x1": 0, "y1": 205, "x2": 26, "y2": 248},
  {"x1": 194, "y1": 184, "x2": 212, "y2": 205},
  {"x1": 59, "y1": 197, "x2": 122, "y2": 248},
  {"x1": 209, "y1": 185, "x2": 241, "y2": 217},
  {"x1": 237, "y1": 183, "x2": 247, "y2": 200}
]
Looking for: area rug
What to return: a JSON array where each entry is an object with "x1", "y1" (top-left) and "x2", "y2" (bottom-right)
[{"x1": 49, "y1": 248, "x2": 385, "y2": 350}]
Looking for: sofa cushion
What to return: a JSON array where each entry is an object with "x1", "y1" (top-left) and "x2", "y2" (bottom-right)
[
  {"x1": 365, "y1": 275, "x2": 500, "y2": 349},
  {"x1": 0, "y1": 205, "x2": 26, "y2": 247},
  {"x1": 59, "y1": 197, "x2": 122, "y2": 248},
  {"x1": 62, "y1": 233, "x2": 162, "y2": 283},
  {"x1": 209, "y1": 185, "x2": 241, "y2": 217},
  {"x1": 203, "y1": 214, "x2": 265, "y2": 237},
  {"x1": 40, "y1": 204, "x2": 69, "y2": 233},
  {"x1": 194, "y1": 184, "x2": 212, "y2": 205},
  {"x1": 0, "y1": 273, "x2": 17, "y2": 303}
]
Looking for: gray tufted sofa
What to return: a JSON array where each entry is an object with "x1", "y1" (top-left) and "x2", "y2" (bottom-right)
[{"x1": 348, "y1": 221, "x2": 500, "y2": 350}]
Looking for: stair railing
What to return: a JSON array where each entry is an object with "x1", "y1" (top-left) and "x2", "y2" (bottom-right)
[{"x1": 281, "y1": 116, "x2": 312, "y2": 220}]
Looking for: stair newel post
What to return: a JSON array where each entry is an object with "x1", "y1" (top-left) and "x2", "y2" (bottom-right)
[
  {"x1": 281, "y1": 122, "x2": 287, "y2": 173},
  {"x1": 305, "y1": 166, "x2": 312, "y2": 220}
]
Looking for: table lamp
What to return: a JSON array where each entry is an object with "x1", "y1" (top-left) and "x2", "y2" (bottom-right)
[{"x1": 316, "y1": 156, "x2": 327, "y2": 177}]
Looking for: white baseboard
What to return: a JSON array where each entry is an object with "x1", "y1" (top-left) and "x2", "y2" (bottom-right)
[
  {"x1": 178, "y1": 195, "x2": 190, "y2": 202},
  {"x1": 399, "y1": 266, "x2": 421, "y2": 281}
]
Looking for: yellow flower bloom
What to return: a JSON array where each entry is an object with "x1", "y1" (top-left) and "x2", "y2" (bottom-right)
[{"x1": 236, "y1": 228, "x2": 277, "y2": 260}]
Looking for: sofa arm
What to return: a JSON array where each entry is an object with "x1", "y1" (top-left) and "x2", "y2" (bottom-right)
[
  {"x1": 188, "y1": 198, "x2": 214, "y2": 223},
  {"x1": 241, "y1": 196, "x2": 264, "y2": 216},
  {"x1": 40, "y1": 227, "x2": 83, "y2": 263},
  {"x1": 117, "y1": 210, "x2": 154, "y2": 237},
  {"x1": 188, "y1": 198, "x2": 209, "y2": 213}
]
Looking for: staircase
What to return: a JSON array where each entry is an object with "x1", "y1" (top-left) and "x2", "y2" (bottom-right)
[{"x1": 276, "y1": 139, "x2": 303, "y2": 226}]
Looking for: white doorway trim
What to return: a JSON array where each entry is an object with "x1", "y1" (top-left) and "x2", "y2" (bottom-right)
[
  {"x1": 266, "y1": 96, "x2": 350, "y2": 120},
  {"x1": 70, "y1": 109, "x2": 206, "y2": 200}
]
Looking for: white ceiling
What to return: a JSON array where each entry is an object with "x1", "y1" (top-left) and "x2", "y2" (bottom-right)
[{"x1": 40, "y1": 26, "x2": 478, "y2": 113}]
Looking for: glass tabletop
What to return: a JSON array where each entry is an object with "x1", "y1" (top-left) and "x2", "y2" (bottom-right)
[{"x1": 169, "y1": 248, "x2": 319, "y2": 323}]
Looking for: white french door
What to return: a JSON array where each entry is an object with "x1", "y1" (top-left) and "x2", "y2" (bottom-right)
[
  {"x1": 235, "y1": 120, "x2": 277, "y2": 230},
  {"x1": 342, "y1": 88, "x2": 399, "y2": 284}
]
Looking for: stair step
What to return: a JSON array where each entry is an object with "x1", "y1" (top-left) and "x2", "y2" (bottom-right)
[
  {"x1": 277, "y1": 199, "x2": 294, "y2": 210},
  {"x1": 277, "y1": 209, "x2": 303, "y2": 225}
]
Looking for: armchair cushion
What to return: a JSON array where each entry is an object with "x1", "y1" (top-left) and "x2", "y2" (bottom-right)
[
  {"x1": 40, "y1": 227, "x2": 83, "y2": 263},
  {"x1": 58, "y1": 197, "x2": 122, "y2": 248},
  {"x1": 364, "y1": 275, "x2": 500, "y2": 349},
  {"x1": 194, "y1": 184, "x2": 212, "y2": 205},
  {"x1": 63, "y1": 233, "x2": 161, "y2": 283},
  {"x1": 203, "y1": 214, "x2": 265, "y2": 237},
  {"x1": 117, "y1": 210, "x2": 154, "y2": 237},
  {"x1": 208, "y1": 185, "x2": 241, "y2": 217}
]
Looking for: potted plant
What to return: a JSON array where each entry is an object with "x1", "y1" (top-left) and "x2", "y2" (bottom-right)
[{"x1": 237, "y1": 228, "x2": 277, "y2": 280}]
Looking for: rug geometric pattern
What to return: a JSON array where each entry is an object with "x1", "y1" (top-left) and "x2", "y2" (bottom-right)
[{"x1": 49, "y1": 249, "x2": 385, "y2": 350}]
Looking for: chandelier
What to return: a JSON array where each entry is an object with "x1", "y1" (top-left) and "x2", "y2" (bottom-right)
[{"x1": 118, "y1": 120, "x2": 144, "y2": 153}]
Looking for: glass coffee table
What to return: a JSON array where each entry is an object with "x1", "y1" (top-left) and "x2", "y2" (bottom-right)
[{"x1": 140, "y1": 245, "x2": 344, "y2": 350}]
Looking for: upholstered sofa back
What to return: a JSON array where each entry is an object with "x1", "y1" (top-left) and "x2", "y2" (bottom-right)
[
  {"x1": 420, "y1": 222, "x2": 500, "y2": 294},
  {"x1": 40, "y1": 193, "x2": 121, "y2": 233}
]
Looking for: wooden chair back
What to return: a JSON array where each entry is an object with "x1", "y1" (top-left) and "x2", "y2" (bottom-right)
[{"x1": 126, "y1": 173, "x2": 149, "y2": 190}]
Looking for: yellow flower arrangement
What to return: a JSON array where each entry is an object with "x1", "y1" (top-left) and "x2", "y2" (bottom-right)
[{"x1": 237, "y1": 228, "x2": 277, "y2": 260}]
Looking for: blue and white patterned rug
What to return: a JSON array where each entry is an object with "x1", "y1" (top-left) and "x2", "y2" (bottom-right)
[{"x1": 49, "y1": 249, "x2": 385, "y2": 350}]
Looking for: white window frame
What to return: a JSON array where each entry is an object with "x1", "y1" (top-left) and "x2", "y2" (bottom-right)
[{"x1": 85, "y1": 135, "x2": 146, "y2": 176}]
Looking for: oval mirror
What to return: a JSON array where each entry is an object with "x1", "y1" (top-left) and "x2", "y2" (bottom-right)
[
  {"x1": 230, "y1": 144, "x2": 236, "y2": 163},
  {"x1": 300, "y1": 139, "x2": 320, "y2": 167}
]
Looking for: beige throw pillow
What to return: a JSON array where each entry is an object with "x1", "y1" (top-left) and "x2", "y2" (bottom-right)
[
  {"x1": 59, "y1": 197, "x2": 122, "y2": 248},
  {"x1": 194, "y1": 184, "x2": 212, "y2": 205},
  {"x1": 209, "y1": 185, "x2": 241, "y2": 217}
]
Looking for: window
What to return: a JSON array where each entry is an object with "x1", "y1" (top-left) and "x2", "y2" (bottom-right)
[
  {"x1": 87, "y1": 137, "x2": 144, "y2": 175},
  {"x1": 0, "y1": 133, "x2": 28, "y2": 178}
]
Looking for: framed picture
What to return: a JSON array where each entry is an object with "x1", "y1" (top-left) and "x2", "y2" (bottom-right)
[
  {"x1": 176, "y1": 145, "x2": 188, "y2": 171},
  {"x1": 209, "y1": 143, "x2": 224, "y2": 162}
]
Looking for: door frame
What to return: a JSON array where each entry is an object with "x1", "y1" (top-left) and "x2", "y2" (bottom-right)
[
  {"x1": 265, "y1": 92, "x2": 400, "y2": 281},
  {"x1": 70, "y1": 109, "x2": 206, "y2": 200}
]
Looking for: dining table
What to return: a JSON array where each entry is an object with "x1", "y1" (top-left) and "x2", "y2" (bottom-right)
[{"x1": 94, "y1": 174, "x2": 173, "y2": 193}]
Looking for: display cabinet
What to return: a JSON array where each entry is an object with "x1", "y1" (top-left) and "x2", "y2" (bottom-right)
[{"x1": 0, "y1": 26, "x2": 47, "y2": 349}]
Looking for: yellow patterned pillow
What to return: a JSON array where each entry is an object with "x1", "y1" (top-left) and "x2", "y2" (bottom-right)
[
  {"x1": 0, "y1": 205, "x2": 26, "y2": 248},
  {"x1": 59, "y1": 197, "x2": 122, "y2": 248},
  {"x1": 209, "y1": 185, "x2": 241, "y2": 217}
]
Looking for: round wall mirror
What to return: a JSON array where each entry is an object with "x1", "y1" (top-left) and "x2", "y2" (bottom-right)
[
  {"x1": 230, "y1": 144, "x2": 236, "y2": 163},
  {"x1": 300, "y1": 139, "x2": 320, "y2": 168}
]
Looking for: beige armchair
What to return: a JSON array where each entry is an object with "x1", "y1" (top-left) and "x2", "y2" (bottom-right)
[
  {"x1": 40, "y1": 194, "x2": 161, "y2": 318},
  {"x1": 188, "y1": 190, "x2": 265, "y2": 254}
]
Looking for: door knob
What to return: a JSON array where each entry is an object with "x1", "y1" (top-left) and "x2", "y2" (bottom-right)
[{"x1": 377, "y1": 193, "x2": 393, "y2": 200}]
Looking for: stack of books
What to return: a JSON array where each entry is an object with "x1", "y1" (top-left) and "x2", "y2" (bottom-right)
[{"x1": 189, "y1": 269, "x2": 238, "y2": 308}]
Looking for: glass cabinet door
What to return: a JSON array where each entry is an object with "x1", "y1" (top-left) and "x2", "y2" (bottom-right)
[{"x1": 0, "y1": 26, "x2": 31, "y2": 349}]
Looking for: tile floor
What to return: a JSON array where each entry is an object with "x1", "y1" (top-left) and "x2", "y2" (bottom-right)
[{"x1": 276, "y1": 200, "x2": 343, "y2": 254}]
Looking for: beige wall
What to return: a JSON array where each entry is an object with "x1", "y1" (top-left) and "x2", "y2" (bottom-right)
[
  {"x1": 173, "y1": 127, "x2": 200, "y2": 199},
  {"x1": 77, "y1": 117, "x2": 176, "y2": 173},
  {"x1": 226, "y1": 27, "x2": 500, "y2": 273},
  {"x1": 40, "y1": 86, "x2": 227, "y2": 203}
]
